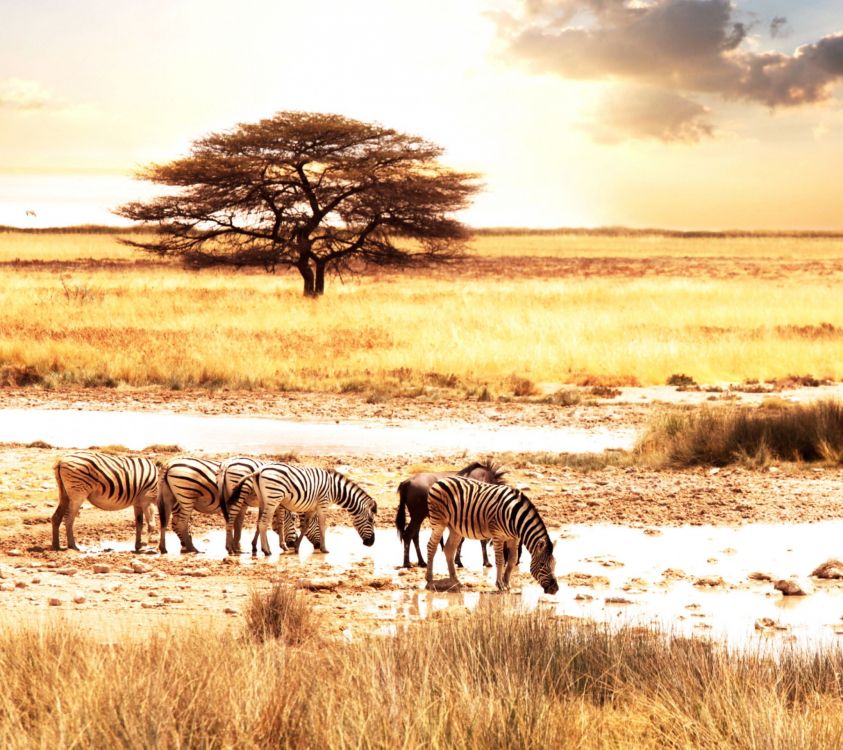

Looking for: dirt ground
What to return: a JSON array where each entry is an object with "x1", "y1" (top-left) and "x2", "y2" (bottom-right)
[{"x1": 1, "y1": 386, "x2": 842, "y2": 640}]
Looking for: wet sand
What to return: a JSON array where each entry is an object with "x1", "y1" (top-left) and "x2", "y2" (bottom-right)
[{"x1": 1, "y1": 386, "x2": 842, "y2": 647}]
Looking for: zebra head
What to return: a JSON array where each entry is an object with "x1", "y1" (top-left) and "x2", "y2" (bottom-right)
[
  {"x1": 334, "y1": 472, "x2": 377, "y2": 547},
  {"x1": 354, "y1": 494, "x2": 377, "y2": 547},
  {"x1": 529, "y1": 538, "x2": 558, "y2": 595}
]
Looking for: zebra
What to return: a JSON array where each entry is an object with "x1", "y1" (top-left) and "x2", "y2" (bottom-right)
[
  {"x1": 158, "y1": 457, "x2": 224, "y2": 553},
  {"x1": 395, "y1": 460, "x2": 507, "y2": 569},
  {"x1": 231, "y1": 464, "x2": 377, "y2": 556},
  {"x1": 425, "y1": 476, "x2": 558, "y2": 594},
  {"x1": 217, "y1": 456, "x2": 320, "y2": 555},
  {"x1": 52, "y1": 450, "x2": 159, "y2": 552}
]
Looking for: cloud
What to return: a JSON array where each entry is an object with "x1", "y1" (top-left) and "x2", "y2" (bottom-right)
[
  {"x1": 0, "y1": 78, "x2": 54, "y2": 111},
  {"x1": 495, "y1": 1, "x2": 843, "y2": 142},
  {"x1": 770, "y1": 16, "x2": 789, "y2": 39},
  {"x1": 589, "y1": 87, "x2": 714, "y2": 143}
]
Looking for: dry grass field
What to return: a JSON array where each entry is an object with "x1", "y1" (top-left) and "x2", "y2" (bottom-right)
[
  {"x1": 1, "y1": 230, "x2": 843, "y2": 393},
  {"x1": 3, "y1": 600, "x2": 843, "y2": 749}
]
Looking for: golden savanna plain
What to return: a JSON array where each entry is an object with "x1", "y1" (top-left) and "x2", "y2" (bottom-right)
[{"x1": 2, "y1": 230, "x2": 843, "y2": 392}]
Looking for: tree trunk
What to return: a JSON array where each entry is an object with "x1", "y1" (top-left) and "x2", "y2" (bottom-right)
[
  {"x1": 298, "y1": 258, "x2": 317, "y2": 297},
  {"x1": 314, "y1": 261, "x2": 326, "y2": 296}
]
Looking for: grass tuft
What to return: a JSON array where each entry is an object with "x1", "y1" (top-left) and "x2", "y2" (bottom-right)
[{"x1": 244, "y1": 583, "x2": 318, "y2": 644}]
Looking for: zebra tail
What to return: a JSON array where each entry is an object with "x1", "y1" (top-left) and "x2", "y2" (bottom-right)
[
  {"x1": 395, "y1": 479, "x2": 410, "y2": 539},
  {"x1": 158, "y1": 472, "x2": 172, "y2": 531},
  {"x1": 54, "y1": 462, "x2": 70, "y2": 504}
]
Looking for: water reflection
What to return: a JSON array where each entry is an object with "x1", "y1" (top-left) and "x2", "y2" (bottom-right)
[{"x1": 94, "y1": 520, "x2": 843, "y2": 651}]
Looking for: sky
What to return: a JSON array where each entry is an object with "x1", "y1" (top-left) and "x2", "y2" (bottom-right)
[{"x1": 1, "y1": 0, "x2": 842, "y2": 230}]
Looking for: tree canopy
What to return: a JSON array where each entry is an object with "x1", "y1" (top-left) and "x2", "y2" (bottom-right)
[{"x1": 115, "y1": 112, "x2": 481, "y2": 296}]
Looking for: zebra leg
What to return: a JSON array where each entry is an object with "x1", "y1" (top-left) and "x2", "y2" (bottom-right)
[
  {"x1": 64, "y1": 497, "x2": 85, "y2": 552},
  {"x1": 481, "y1": 539, "x2": 493, "y2": 568},
  {"x1": 51, "y1": 486, "x2": 71, "y2": 551},
  {"x1": 133, "y1": 504, "x2": 145, "y2": 552},
  {"x1": 256, "y1": 499, "x2": 273, "y2": 556},
  {"x1": 502, "y1": 538, "x2": 519, "y2": 589},
  {"x1": 454, "y1": 538, "x2": 465, "y2": 569},
  {"x1": 425, "y1": 526, "x2": 445, "y2": 589},
  {"x1": 443, "y1": 531, "x2": 463, "y2": 588},
  {"x1": 314, "y1": 510, "x2": 329, "y2": 553},
  {"x1": 493, "y1": 540, "x2": 508, "y2": 591},
  {"x1": 174, "y1": 503, "x2": 199, "y2": 554}
]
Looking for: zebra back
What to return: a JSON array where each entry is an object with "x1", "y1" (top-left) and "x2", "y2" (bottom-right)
[
  {"x1": 218, "y1": 456, "x2": 263, "y2": 509},
  {"x1": 56, "y1": 451, "x2": 158, "y2": 507}
]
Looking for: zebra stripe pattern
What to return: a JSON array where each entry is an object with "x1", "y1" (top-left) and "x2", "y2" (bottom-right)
[
  {"x1": 217, "y1": 457, "x2": 320, "y2": 555},
  {"x1": 52, "y1": 450, "x2": 159, "y2": 552},
  {"x1": 425, "y1": 476, "x2": 558, "y2": 594},
  {"x1": 235, "y1": 464, "x2": 377, "y2": 556},
  {"x1": 158, "y1": 457, "x2": 223, "y2": 553}
]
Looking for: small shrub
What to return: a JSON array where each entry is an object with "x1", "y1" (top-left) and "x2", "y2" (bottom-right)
[
  {"x1": 26, "y1": 440, "x2": 53, "y2": 449},
  {"x1": 588, "y1": 385, "x2": 622, "y2": 399},
  {"x1": 508, "y1": 376, "x2": 539, "y2": 397},
  {"x1": 666, "y1": 373, "x2": 697, "y2": 388},
  {"x1": 542, "y1": 388, "x2": 582, "y2": 406},
  {"x1": 0, "y1": 365, "x2": 43, "y2": 387},
  {"x1": 425, "y1": 371, "x2": 460, "y2": 388},
  {"x1": 244, "y1": 583, "x2": 317, "y2": 644},
  {"x1": 274, "y1": 451, "x2": 299, "y2": 463}
]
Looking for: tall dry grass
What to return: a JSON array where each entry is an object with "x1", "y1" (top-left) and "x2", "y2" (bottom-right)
[
  {"x1": 2, "y1": 232, "x2": 843, "y2": 391},
  {"x1": 2, "y1": 605, "x2": 843, "y2": 748},
  {"x1": 636, "y1": 399, "x2": 843, "y2": 467}
]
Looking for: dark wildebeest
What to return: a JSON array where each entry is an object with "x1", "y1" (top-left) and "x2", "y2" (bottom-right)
[{"x1": 395, "y1": 461, "x2": 506, "y2": 568}]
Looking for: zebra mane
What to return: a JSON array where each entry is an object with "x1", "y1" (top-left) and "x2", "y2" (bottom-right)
[
  {"x1": 513, "y1": 487, "x2": 552, "y2": 553},
  {"x1": 457, "y1": 460, "x2": 507, "y2": 483}
]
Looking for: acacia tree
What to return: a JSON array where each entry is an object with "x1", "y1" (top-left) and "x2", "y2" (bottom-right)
[{"x1": 115, "y1": 112, "x2": 481, "y2": 296}]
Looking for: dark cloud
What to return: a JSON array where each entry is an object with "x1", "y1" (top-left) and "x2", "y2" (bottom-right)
[
  {"x1": 590, "y1": 87, "x2": 714, "y2": 143},
  {"x1": 496, "y1": 1, "x2": 843, "y2": 142},
  {"x1": 770, "y1": 16, "x2": 789, "y2": 39}
]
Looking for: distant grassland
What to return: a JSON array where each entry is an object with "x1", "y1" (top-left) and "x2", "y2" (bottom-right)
[{"x1": 1, "y1": 231, "x2": 843, "y2": 392}]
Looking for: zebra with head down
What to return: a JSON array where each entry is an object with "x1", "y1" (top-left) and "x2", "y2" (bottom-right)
[
  {"x1": 425, "y1": 476, "x2": 558, "y2": 594},
  {"x1": 231, "y1": 463, "x2": 377, "y2": 556}
]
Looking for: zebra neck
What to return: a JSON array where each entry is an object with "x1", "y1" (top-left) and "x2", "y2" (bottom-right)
[
  {"x1": 514, "y1": 500, "x2": 551, "y2": 554},
  {"x1": 329, "y1": 473, "x2": 357, "y2": 508}
]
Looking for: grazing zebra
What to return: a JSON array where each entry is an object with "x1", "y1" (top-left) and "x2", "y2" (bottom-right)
[
  {"x1": 232, "y1": 464, "x2": 377, "y2": 556},
  {"x1": 217, "y1": 457, "x2": 320, "y2": 555},
  {"x1": 425, "y1": 476, "x2": 558, "y2": 594},
  {"x1": 52, "y1": 451, "x2": 158, "y2": 552},
  {"x1": 395, "y1": 460, "x2": 507, "y2": 568},
  {"x1": 158, "y1": 457, "x2": 224, "y2": 553}
]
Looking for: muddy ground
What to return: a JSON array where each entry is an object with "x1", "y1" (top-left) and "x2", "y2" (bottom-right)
[{"x1": 1, "y1": 386, "x2": 842, "y2": 641}]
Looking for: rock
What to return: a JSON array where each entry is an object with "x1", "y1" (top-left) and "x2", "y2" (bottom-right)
[
  {"x1": 605, "y1": 597, "x2": 633, "y2": 605},
  {"x1": 93, "y1": 564, "x2": 111, "y2": 574},
  {"x1": 812, "y1": 560, "x2": 843, "y2": 579},
  {"x1": 755, "y1": 617, "x2": 776, "y2": 630},
  {"x1": 643, "y1": 528, "x2": 662, "y2": 537},
  {"x1": 141, "y1": 602, "x2": 160, "y2": 609},
  {"x1": 748, "y1": 571, "x2": 774, "y2": 582},
  {"x1": 163, "y1": 596, "x2": 184, "y2": 604},
  {"x1": 297, "y1": 577, "x2": 341, "y2": 592},
  {"x1": 30, "y1": 576, "x2": 41, "y2": 584},
  {"x1": 558, "y1": 572, "x2": 610, "y2": 588},
  {"x1": 223, "y1": 607, "x2": 238, "y2": 615},
  {"x1": 694, "y1": 576, "x2": 725, "y2": 588},
  {"x1": 775, "y1": 578, "x2": 813, "y2": 596},
  {"x1": 72, "y1": 592, "x2": 85, "y2": 604},
  {"x1": 48, "y1": 597, "x2": 62, "y2": 606},
  {"x1": 14, "y1": 581, "x2": 27, "y2": 589},
  {"x1": 131, "y1": 561, "x2": 151, "y2": 574},
  {"x1": 661, "y1": 568, "x2": 688, "y2": 581},
  {"x1": 7, "y1": 549, "x2": 22, "y2": 557},
  {"x1": 0, "y1": 582, "x2": 15, "y2": 592},
  {"x1": 118, "y1": 566, "x2": 135, "y2": 574},
  {"x1": 368, "y1": 577, "x2": 392, "y2": 589},
  {"x1": 186, "y1": 567, "x2": 211, "y2": 577},
  {"x1": 56, "y1": 567, "x2": 77, "y2": 576},
  {"x1": 574, "y1": 593, "x2": 593, "y2": 601}
]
